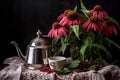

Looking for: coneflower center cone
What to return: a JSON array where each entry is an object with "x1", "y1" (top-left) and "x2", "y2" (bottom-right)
[
  {"x1": 90, "y1": 16, "x2": 99, "y2": 23},
  {"x1": 105, "y1": 20, "x2": 114, "y2": 26},
  {"x1": 52, "y1": 22, "x2": 61, "y2": 29},
  {"x1": 64, "y1": 9, "x2": 72, "y2": 16},
  {"x1": 93, "y1": 5, "x2": 103, "y2": 11},
  {"x1": 66, "y1": 11, "x2": 78, "y2": 20}
]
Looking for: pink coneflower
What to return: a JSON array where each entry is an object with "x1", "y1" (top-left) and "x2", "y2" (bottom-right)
[
  {"x1": 48, "y1": 22, "x2": 68, "y2": 38},
  {"x1": 89, "y1": 5, "x2": 108, "y2": 20},
  {"x1": 59, "y1": 10, "x2": 84, "y2": 26},
  {"x1": 57, "y1": 9, "x2": 71, "y2": 21},
  {"x1": 103, "y1": 20, "x2": 118, "y2": 36},
  {"x1": 82, "y1": 16, "x2": 103, "y2": 32}
]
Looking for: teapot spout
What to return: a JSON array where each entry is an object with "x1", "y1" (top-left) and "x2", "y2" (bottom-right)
[{"x1": 10, "y1": 41, "x2": 25, "y2": 61}]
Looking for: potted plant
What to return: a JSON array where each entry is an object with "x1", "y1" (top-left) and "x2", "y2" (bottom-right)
[{"x1": 47, "y1": 0, "x2": 120, "y2": 74}]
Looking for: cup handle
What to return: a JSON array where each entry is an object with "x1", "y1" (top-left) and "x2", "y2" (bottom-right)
[
  {"x1": 50, "y1": 62, "x2": 56, "y2": 69},
  {"x1": 50, "y1": 62, "x2": 55, "y2": 66}
]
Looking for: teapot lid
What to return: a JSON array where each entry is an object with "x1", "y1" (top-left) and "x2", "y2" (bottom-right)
[{"x1": 29, "y1": 29, "x2": 49, "y2": 48}]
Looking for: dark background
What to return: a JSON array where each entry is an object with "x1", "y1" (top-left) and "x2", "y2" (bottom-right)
[{"x1": 0, "y1": 0, "x2": 120, "y2": 67}]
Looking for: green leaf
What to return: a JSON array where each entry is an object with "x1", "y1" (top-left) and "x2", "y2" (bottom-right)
[
  {"x1": 74, "y1": 5, "x2": 77, "y2": 12},
  {"x1": 89, "y1": 31, "x2": 95, "y2": 42},
  {"x1": 60, "y1": 42, "x2": 67, "y2": 54},
  {"x1": 55, "y1": 68, "x2": 71, "y2": 75},
  {"x1": 80, "y1": 0, "x2": 87, "y2": 10},
  {"x1": 111, "y1": 60, "x2": 119, "y2": 65},
  {"x1": 52, "y1": 38, "x2": 60, "y2": 46},
  {"x1": 81, "y1": 9, "x2": 89, "y2": 18},
  {"x1": 80, "y1": 45, "x2": 87, "y2": 60},
  {"x1": 92, "y1": 43, "x2": 111, "y2": 59},
  {"x1": 106, "y1": 17, "x2": 120, "y2": 29},
  {"x1": 80, "y1": 0, "x2": 89, "y2": 18},
  {"x1": 88, "y1": 65, "x2": 97, "y2": 70},
  {"x1": 80, "y1": 38, "x2": 89, "y2": 61},
  {"x1": 68, "y1": 60, "x2": 80, "y2": 68},
  {"x1": 105, "y1": 38, "x2": 120, "y2": 49},
  {"x1": 63, "y1": 68, "x2": 71, "y2": 73},
  {"x1": 71, "y1": 25, "x2": 80, "y2": 40},
  {"x1": 60, "y1": 38, "x2": 69, "y2": 54},
  {"x1": 81, "y1": 10, "x2": 89, "y2": 13}
]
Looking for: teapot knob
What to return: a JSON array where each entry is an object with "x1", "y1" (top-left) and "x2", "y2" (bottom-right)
[{"x1": 36, "y1": 29, "x2": 42, "y2": 38}]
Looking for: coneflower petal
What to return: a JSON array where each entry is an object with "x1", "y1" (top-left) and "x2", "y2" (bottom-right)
[
  {"x1": 73, "y1": 20, "x2": 79, "y2": 25},
  {"x1": 98, "y1": 12, "x2": 103, "y2": 19},
  {"x1": 57, "y1": 14, "x2": 64, "y2": 20},
  {"x1": 112, "y1": 26, "x2": 118, "y2": 35},
  {"x1": 87, "y1": 23, "x2": 92, "y2": 31},
  {"x1": 93, "y1": 24, "x2": 97, "y2": 31},
  {"x1": 48, "y1": 29, "x2": 54, "y2": 37},
  {"x1": 60, "y1": 17, "x2": 66, "y2": 24},
  {"x1": 58, "y1": 30, "x2": 62, "y2": 37},
  {"x1": 83, "y1": 21, "x2": 90, "y2": 28},
  {"x1": 109, "y1": 27, "x2": 113, "y2": 36},
  {"x1": 55, "y1": 29, "x2": 59, "y2": 38}
]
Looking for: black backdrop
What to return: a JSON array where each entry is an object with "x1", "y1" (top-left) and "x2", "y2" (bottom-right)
[{"x1": 0, "y1": 0, "x2": 120, "y2": 66}]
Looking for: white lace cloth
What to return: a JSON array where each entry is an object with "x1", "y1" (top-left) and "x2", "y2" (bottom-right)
[{"x1": 0, "y1": 56, "x2": 120, "y2": 80}]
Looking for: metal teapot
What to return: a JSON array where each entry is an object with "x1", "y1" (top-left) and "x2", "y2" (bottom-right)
[{"x1": 10, "y1": 30, "x2": 49, "y2": 69}]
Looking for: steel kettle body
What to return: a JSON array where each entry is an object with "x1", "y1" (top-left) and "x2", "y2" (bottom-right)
[{"x1": 11, "y1": 30, "x2": 49, "y2": 69}]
